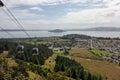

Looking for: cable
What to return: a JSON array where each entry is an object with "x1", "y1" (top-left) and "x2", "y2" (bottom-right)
[
  {"x1": 1, "y1": 8, "x2": 21, "y2": 29},
  {"x1": 4, "y1": 5, "x2": 31, "y2": 38},
  {"x1": 0, "y1": 0, "x2": 31, "y2": 38},
  {"x1": 0, "y1": 25, "x2": 15, "y2": 38},
  {"x1": 1, "y1": 8, "x2": 27, "y2": 38}
]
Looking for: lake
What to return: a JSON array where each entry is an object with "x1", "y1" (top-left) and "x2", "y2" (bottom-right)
[{"x1": 0, "y1": 31, "x2": 120, "y2": 38}]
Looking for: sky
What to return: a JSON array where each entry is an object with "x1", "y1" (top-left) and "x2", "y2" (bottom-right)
[{"x1": 0, "y1": 0, "x2": 120, "y2": 29}]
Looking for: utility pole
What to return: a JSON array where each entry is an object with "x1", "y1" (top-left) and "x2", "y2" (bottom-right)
[
  {"x1": 90, "y1": 39, "x2": 93, "y2": 49},
  {"x1": 0, "y1": 0, "x2": 4, "y2": 7}
]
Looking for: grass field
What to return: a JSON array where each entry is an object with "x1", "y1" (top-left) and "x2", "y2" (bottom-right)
[
  {"x1": 70, "y1": 48, "x2": 100, "y2": 60},
  {"x1": 25, "y1": 37, "x2": 70, "y2": 45},
  {"x1": 69, "y1": 48, "x2": 120, "y2": 80},
  {"x1": 28, "y1": 71, "x2": 45, "y2": 80},
  {"x1": 90, "y1": 49, "x2": 111, "y2": 55},
  {"x1": 74, "y1": 57, "x2": 120, "y2": 80},
  {"x1": 40, "y1": 37, "x2": 70, "y2": 42}
]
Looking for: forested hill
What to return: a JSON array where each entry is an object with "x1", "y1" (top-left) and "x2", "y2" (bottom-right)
[
  {"x1": 82, "y1": 27, "x2": 120, "y2": 31},
  {"x1": 62, "y1": 34, "x2": 91, "y2": 39},
  {"x1": 0, "y1": 40, "x2": 54, "y2": 80},
  {"x1": 0, "y1": 39, "x2": 107, "y2": 80}
]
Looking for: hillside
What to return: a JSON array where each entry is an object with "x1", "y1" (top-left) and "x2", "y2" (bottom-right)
[
  {"x1": 69, "y1": 48, "x2": 120, "y2": 80},
  {"x1": 48, "y1": 29, "x2": 66, "y2": 33},
  {"x1": 83, "y1": 27, "x2": 120, "y2": 31},
  {"x1": 66, "y1": 27, "x2": 120, "y2": 31},
  {"x1": 62, "y1": 34, "x2": 91, "y2": 39},
  {"x1": 0, "y1": 39, "x2": 120, "y2": 80}
]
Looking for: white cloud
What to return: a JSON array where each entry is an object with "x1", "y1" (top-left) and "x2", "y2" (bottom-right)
[
  {"x1": 56, "y1": 4, "x2": 120, "y2": 28},
  {"x1": 30, "y1": 7, "x2": 43, "y2": 11},
  {"x1": 2, "y1": 0, "x2": 87, "y2": 8},
  {"x1": 103, "y1": 0, "x2": 120, "y2": 7},
  {"x1": 2, "y1": 0, "x2": 120, "y2": 8},
  {"x1": 0, "y1": 8, "x2": 45, "y2": 29},
  {"x1": 19, "y1": 4, "x2": 120, "y2": 29},
  {"x1": 1, "y1": 5, "x2": 120, "y2": 29},
  {"x1": 0, "y1": 0, "x2": 120, "y2": 29}
]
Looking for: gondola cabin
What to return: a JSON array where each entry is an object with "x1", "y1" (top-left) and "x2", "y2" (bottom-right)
[
  {"x1": 16, "y1": 45, "x2": 24, "y2": 54},
  {"x1": 32, "y1": 47, "x2": 39, "y2": 55}
]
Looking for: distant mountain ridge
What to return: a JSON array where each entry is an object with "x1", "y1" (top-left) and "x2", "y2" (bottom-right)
[
  {"x1": 82, "y1": 27, "x2": 120, "y2": 31},
  {"x1": 48, "y1": 29, "x2": 66, "y2": 33},
  {"x1": 0, "y1": 27, "x2": 120, "y2": 32},
  {"x1": 62, "y1": 34, "x2": 91, "y2": 39},
  {"x1": 67, "y1": 27, "x2": 120, "y2": 31}
]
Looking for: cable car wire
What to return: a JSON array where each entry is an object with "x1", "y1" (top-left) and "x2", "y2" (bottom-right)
[
  {"x1": 0, "y1": 25, "x2": 15, "y2": 38},
  {"x1": 1, "y1": 8, "x2": 22, "y2": 30},
  {"x1": 4, "y1": 5, "x2": 31, "y2": 38},
  {"x1": 0, "y1": 0, "x2": 40, "y2": 57},
  {"x1": 0, "y1": 0, "x2": 31, "y2": 38},
  {"x1": 4, "y1": 6, "x2": 31, "y2": 38}
]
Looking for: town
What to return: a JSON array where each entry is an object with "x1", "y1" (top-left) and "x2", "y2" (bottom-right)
[{"x1": 36, "y1": 34, "x2": 120, "y2": 65}]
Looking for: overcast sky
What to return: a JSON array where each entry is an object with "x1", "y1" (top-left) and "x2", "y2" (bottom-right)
[{"x1": 0, "y1": 0, "x2": 120, "y2": 29}]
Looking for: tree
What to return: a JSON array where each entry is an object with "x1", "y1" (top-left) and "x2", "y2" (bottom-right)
[{"x1": 54, "y1": 56, "x2": 103, "y2": 80}]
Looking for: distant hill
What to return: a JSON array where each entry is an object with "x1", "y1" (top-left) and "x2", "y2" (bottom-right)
[
  {"x1": 0, "y1": 27, "x2": 120, "y2": 32},
  {"x1": 48, "y1": 27, "x2": 120, "y2": 32},
  {"x1": 67, "y1": 27, "x2": 120, "y2": 31},
  {"x1": 62, "y1": 34, "x2": 91, "y2": 39},
  {"x1": 48, "y1": 29, "x2": 66, "y2": 33},
  {"x1": 83, "y1": 27, "x2": 120, "y2": 31}
]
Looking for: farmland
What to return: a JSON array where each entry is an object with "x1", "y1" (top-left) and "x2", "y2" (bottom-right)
[
  {"x1": 90, "y1": 49, "x2": 111, "y2": 55},
  {"x1": 69, "y1": 48, "x2": 120, "y2": 80},
  {"x1": 70, "y1": 48, "x2": 100, "y2": 59}
]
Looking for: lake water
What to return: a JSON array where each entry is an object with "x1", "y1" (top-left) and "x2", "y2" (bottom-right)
[{"x1": 0, "y1": 31, "x2": 120, "y2": 38}]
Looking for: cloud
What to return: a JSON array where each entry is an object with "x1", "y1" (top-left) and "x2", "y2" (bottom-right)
[
  {"x1": 30, "y1": 7, "x2": 43, "y2": 11},
  {"x1": 2, "y1": 0, "x2": 87, "y2": 8},
  {"x1": 57, "y1": 4, "x2": 120, "y2": 27},
  {"x1": 103, "y1": 0, "x2": 120, "y2": 7},
  {"x1": 0, "y1": 8, "x2": 45, "y2": 29},
  {"x1": 0, "y1": 0, "x2": 120, "y2": 29},
  {"x1": 2, "y1": 0, "x2": 120, "y2": 8}
]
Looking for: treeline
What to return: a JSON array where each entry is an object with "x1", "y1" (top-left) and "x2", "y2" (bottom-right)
[
  {"x1": 9, "y1": 43, "x2": 53, "y2": 65},
  {"x1": 0, "y1": 40, "x2": 9, "y2": 53},
  {"x1": 16, "y1": 59, "x2": 50, "y2": 76},
  {"x1": 62, "y1": 34, "x2": 91, "y2": 39},
  {"x1": 54, "y1": 56, "x2": 102, "y2": 80},
  {"x1": 0, "y1": 40, "x2": 53, "y2": 65},
  {"x1": 16, "y1": 59, "x2": 75, "y2": 80}
]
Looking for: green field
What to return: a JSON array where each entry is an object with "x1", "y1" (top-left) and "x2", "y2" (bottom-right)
[
  {"x1": 90, "y1": 49, "x2": 111, "y2": 55},
  {"x1": 70, "y1": 48, "x2": 100, "y2": 60}
]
